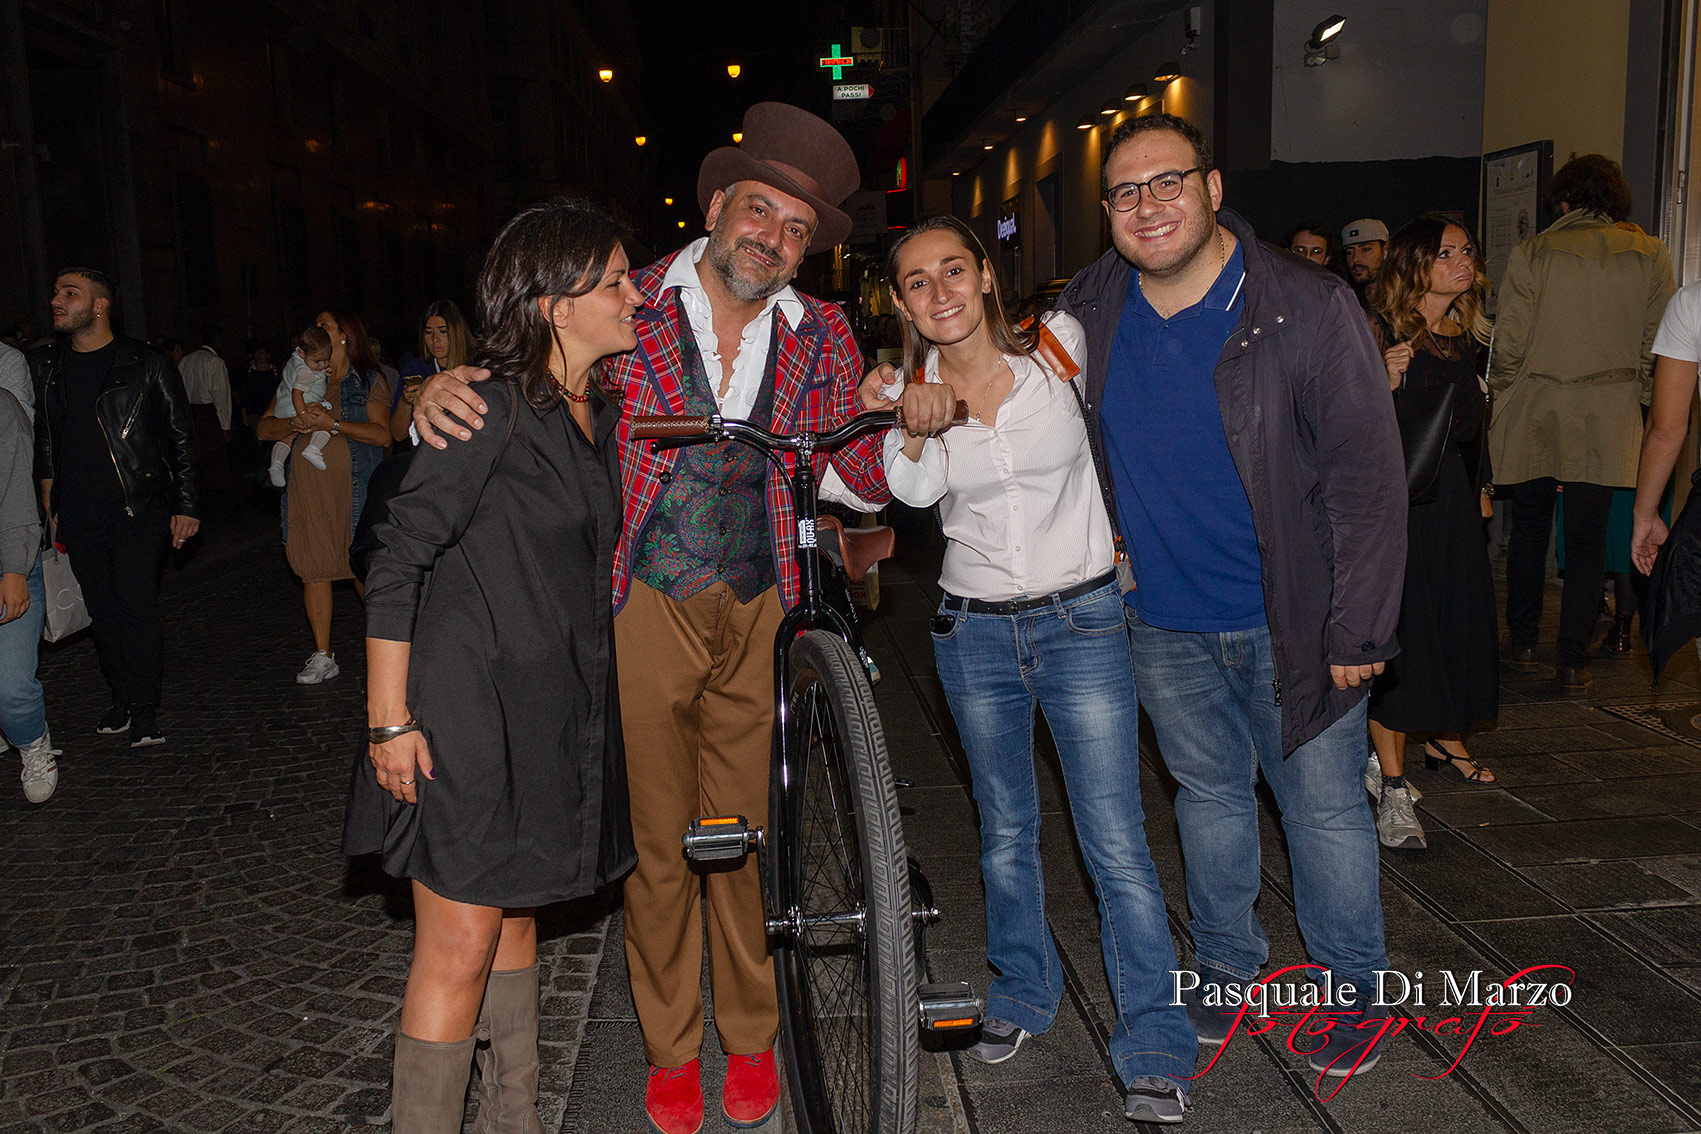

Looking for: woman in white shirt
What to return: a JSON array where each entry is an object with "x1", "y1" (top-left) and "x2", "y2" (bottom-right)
[{"x1": 867, "y1": 216, "x2": 1195, "y2": 1122}]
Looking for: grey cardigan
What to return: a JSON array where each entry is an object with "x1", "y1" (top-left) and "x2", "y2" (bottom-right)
[{"x1": 0, "y1": 389, "x2": 41, "y2": 576}]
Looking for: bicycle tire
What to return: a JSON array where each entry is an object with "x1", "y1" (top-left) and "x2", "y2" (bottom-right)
[{"x1": 771, "y1": 629, "x2": 918, "y2": 1134}]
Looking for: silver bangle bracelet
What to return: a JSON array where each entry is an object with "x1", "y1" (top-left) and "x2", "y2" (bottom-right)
[{"x1": 368, "y1": 718, "x2": 421, "y2": 744}]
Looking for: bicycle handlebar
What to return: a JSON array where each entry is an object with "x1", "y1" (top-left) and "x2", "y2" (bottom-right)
[{"x1": 628, "y1": 402, "x2": 970, "y2": 453}]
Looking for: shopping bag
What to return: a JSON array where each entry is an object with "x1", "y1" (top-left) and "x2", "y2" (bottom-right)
[{"x1": 41, "y1": 543, "x2": 90, "y2": 642}]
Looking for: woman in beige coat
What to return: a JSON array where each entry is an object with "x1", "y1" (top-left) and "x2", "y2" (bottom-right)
[{"x1": 1488, "y1": 154, "x2": 1675, "y2": 693}]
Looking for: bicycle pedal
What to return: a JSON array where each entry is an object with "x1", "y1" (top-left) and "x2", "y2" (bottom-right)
[
  {"x1": 917, "y1": 982, "x2": 982, "y2": 1032},
  {"x1": 683, "y1": 816, "x2": 761, "y2": 862}
]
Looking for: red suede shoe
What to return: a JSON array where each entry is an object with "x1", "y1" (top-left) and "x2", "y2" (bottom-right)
[
  {"x1": 722, "y1": 1048, "x2": 779, "y2": 1127},
  {"x1": 645, "y1": 1059, "x2": 704, "y2": 1134}
]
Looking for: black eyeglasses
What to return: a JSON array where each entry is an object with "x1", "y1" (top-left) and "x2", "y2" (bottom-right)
[{"x1": 1103, "y1": 167, "x2": 1204, "y2": 212}]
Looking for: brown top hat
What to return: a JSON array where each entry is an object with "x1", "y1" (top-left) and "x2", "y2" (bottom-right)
[{"x1": 697, "y1": 102, "x2": 861, "y2": 255}]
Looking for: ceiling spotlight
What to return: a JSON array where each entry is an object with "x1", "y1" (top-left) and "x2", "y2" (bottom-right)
[
  {"x1": 634, "y1": 135, "x2": 647, "y2": 146},
  {"x1": 664, "y1": 197, "x2": 674, "y2": 206},
  {"x1": 597, "y1": 68, "x2": 613, "y2": 82},
  {"x1": 1152, "y1": 61, "x2": 1181, "y2": 82},
  {"x1": 726, "y1": 63, "x2": 741, "y2": 79},
  {"x1": 1015, "y1": 115, "x2": 1027, "y2": 123},
  {"x1": 732, "y1": 131, "x2": 743, "y2": 143},
  {"x1": 1123, "y1": 83, "x2": 1148, "y2": 102},
  {"x1": 677, "y1": 220, "x2": 686, "y2": 228},
  {"x1": 983, "y1": 143, "x2": 994, "y2": 150},
  {"x1": 1100, "y1": 99, "x2": 1121, "y2": 116},
  {"x1": 1076, "y1": 115, "x2": 1097, "y2": 130},
  {"x1": 1305, "y1": 15, "x2": 1345, "y2": 65}
]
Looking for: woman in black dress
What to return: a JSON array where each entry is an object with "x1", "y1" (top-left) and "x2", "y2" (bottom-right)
[
  {"x1": 345, "y1": 197, "x2": 641, "y2": 1132},
  {"x1": 1366, "y1": 215, "x2": 1499, "y2": 851}
]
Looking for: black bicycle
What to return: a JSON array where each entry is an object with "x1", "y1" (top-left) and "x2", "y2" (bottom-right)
[{"x1": 629, "y1": 408, "x2": 981, "y2": 1134}]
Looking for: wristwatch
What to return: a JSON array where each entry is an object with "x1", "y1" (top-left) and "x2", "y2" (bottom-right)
[{"x1": 330, "y1": 421, "x2": 341, "y2": 436}]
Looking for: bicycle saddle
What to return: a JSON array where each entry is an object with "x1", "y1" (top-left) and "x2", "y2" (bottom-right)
[{"x1": 816, "y1": 514, "x2": 895, "y2": 582}]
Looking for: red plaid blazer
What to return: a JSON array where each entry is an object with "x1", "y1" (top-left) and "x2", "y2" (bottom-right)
[{"x1": 609, "y1": 251, "x2": 890, "y2": 612}]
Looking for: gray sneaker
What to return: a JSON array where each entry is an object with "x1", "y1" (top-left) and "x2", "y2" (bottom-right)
[
  {"x1": 20, "y1": 730, "x2": 60, "y2": 804},
  {"x1": 1376, "y1": 785, "x2": 1426, "y2": 850},
  {"x1": 1363, "y1": 753, "x2": 1418, "y2": 801},
  {"x1": 967, "y1": 1018, "x2": 1028, "y2": 1064},
  {"x1": 1124, "y1": 1076, "x2": 1189, "y2": 1124}
]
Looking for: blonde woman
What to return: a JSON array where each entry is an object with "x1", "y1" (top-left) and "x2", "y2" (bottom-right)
[{"x1": 1365, "y1": 215, "x2": 1499, "y2": 851}]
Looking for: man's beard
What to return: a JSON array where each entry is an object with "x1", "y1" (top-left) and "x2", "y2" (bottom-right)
[
  {"x1": 704, "y1": 229, "x2": 791, "y2": 303},
  {"x1": 52, "y1": 307, "x2": 94, "y2": 333}
]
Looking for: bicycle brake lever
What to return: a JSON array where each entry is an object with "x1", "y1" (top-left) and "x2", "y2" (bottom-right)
[{"x1": 647, "y1": 436, "x2": 705, "y2": 454}]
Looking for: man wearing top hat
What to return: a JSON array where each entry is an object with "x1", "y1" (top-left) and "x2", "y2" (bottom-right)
[{"x1": 414, "y1": 103, "x2": 955, "y2": 1133}]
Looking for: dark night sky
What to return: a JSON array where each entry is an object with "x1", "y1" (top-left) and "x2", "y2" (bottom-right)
[{"x1": 633, "y1": 3, "x2": 874, "y2": 227}]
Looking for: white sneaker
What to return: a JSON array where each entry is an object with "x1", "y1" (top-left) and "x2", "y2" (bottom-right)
[
  {"x1": 268, "y1": 458, "x2": 288, "y2": 487},
  {"x1": 301, "y1": 445, "x2": 328, "y2": 471},
  {"x1": 295, "y1": 650, "x2": 340, "y2": 685},
  {"x1": 20, "y1": 730, "x2": 60, "y2": 804},
  {"x1": 1363, "y1": 752, "x2": 1418, "y2": 801},
  {"x1": 1376, "y1": 785, "x2": 1427, "y2": 850}
]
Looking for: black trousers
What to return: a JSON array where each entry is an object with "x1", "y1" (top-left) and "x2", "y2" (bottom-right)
[
  {"x1": 1504, "y1": 478, "x2": 1614, "y2": 667},
  {"x1": 61, "y1": 515, "x2": 170, "y2": 710}
]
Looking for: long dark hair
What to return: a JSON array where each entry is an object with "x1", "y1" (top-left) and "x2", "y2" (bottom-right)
[
  {"x1": 324, "y1": 309, "x2": 380, "y2": 378},
  {"x1": 419, "y1": 299, "x2": 473, "y2": 371},
  {"x1": 1368, "y1": 214, "x2": 1492, "y2": 349},
  {"x1": 884, "y1": 215, "x2": 1035, "y2": 382},
  {"x1": 475, "y1": 196, "x2": 629, "y2": 410}
]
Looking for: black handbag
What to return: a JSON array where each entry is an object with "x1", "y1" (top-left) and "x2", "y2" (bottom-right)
[
  {"x1": 1393, "y1": 375, "x2": 1456, "y2": 505},
  {"x1": 1375, "y1": 314, "x2": 1456, "y2": 506}
]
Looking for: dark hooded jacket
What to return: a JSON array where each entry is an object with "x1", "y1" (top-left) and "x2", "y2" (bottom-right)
[{"x1": 1057, "y1": 206, "x2": 1407, "y2": 753}]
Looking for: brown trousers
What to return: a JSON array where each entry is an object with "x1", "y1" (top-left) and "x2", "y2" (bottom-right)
[{"x1": 615, "y1": 579, "x2": 783, "y2": 1067}]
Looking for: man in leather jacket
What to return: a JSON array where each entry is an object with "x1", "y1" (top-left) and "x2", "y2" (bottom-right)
[{"x1": 32, "y1": 267, "x2": 199, "y2": 747}]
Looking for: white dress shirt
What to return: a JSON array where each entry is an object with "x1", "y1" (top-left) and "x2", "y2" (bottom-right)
[
  {"x1": 178, "y1": 346, "x2": 232, "y2": 430},
  {"x1": 884, "y1": 312, "x2": 1115, "y2": 601},
  {"x1": 659, "y1": 237, "x2": 872, "y2": 510}
]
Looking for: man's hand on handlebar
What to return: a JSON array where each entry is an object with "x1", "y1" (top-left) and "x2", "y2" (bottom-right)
[{"x1": 413, "y1": 365, "x2": 493, "y2": 448}]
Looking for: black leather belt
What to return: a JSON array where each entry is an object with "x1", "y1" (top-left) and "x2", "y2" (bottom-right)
[{"x1": 943, "y1": 570, "x2": 1118, "y2": 616}]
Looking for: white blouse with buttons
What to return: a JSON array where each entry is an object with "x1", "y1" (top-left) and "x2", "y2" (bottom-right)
[{"x1": 884, "y1": 311, "x2": 1116, "y2": 602}]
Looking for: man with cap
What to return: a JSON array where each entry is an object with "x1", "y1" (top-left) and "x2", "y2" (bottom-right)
[
  {"x1": 1341, "y1": 218, "x2": 1388, "y2": 306},
  {"x1": 413, "y1": 103, "x2": 955, "y2": 1133}
]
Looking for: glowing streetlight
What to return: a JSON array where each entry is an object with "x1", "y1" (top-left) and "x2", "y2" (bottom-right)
[
  {"x1": 597, "y1": 68, "x2": 613, "y2": 82},
  {"x1": 727, "y1": 64, "x2": 742, "y2": 79}
]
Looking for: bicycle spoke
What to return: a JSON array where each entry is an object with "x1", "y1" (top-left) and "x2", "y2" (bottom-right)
[{"x1": 798, "y1": 681, "x2": 872, "y2": 1130}]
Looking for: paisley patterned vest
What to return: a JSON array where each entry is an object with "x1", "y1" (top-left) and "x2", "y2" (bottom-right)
[{"x1": 630, "y1": 297, "x2": 778, "y2": 602}]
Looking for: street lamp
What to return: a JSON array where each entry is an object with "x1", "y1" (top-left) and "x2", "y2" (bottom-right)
[
  {"x1": 1304, "y1": 15, "x2": 1346, "y2": 66},
  {"x1": 598, "y1": 68, "x2": 613, "y2": 82},
  {"x1": 727, "y1": 63, "x2": 741, "y2": 79}
]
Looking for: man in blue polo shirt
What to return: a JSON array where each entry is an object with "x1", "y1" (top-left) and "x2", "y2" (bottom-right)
[{"x1": 1058, "y1": 114, "x2": 1409, "y2": 1087}]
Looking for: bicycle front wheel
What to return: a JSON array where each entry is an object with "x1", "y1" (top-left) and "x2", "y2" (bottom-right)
[{"x1": 772, "y1": 629, "x2": 918, "y2": 1134}]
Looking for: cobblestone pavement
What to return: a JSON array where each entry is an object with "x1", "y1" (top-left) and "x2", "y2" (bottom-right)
[
  {"x1": 7, "y1": 505, "x2": 1701, "y2": 1133},
  {"x1": 0, "y1": 519, "x2": 609, "y2": 1134}
]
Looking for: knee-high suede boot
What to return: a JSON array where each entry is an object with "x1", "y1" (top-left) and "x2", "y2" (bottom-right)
[
  {"x1": 392, "y1": 1032, "x2": 476, "y2": 1134},
  {"x1": 469, "y1": 964, "x2": 544, "y2": 1134}
]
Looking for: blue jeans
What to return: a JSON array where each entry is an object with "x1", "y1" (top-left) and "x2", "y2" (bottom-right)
[
  {"x1": 0, "y1": 557, "x2": 47, "y2": 747},
  {"x1": 933, "y1": 582, "x2": 1197, "y2": 1086},
  {"x1": 1126, "y1": 610, "x2": 1388, "y2": 999}
]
